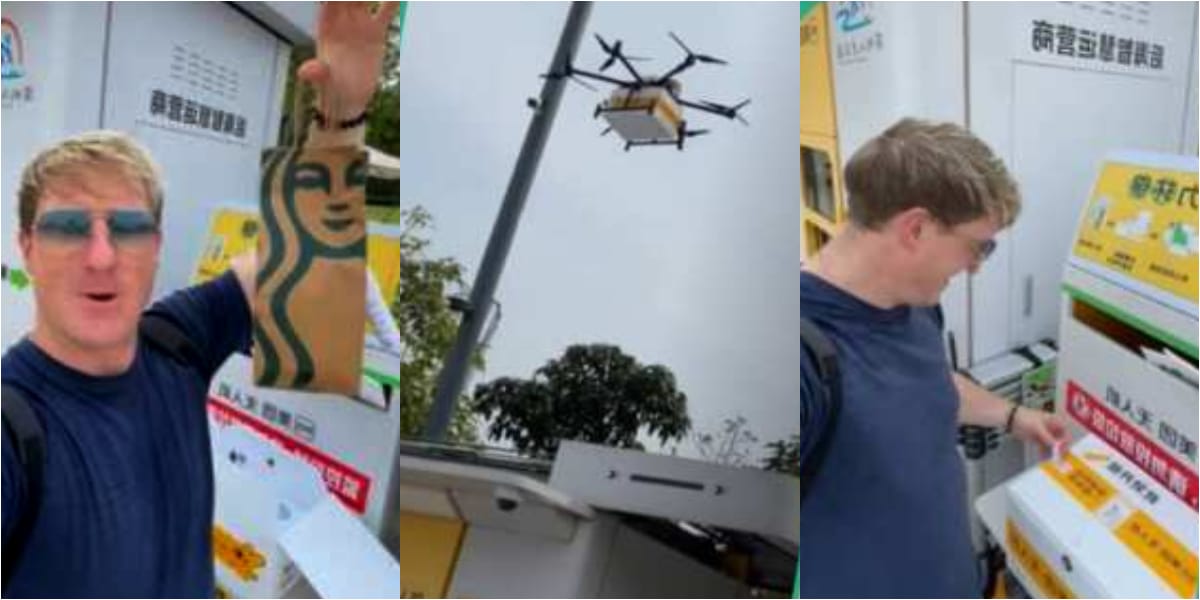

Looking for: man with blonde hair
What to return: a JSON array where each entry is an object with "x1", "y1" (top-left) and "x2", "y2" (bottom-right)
[
  {"x1": 0, "y1": 3, "x2": 397, "y2": 596},
  {"x1": 798, "y1": 118, "x2": 1070, "y2": 598}
]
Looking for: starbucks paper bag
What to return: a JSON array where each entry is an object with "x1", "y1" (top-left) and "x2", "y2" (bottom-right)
[{"x1": 254, "y1": 145, "x2": 368, "y2": 395}]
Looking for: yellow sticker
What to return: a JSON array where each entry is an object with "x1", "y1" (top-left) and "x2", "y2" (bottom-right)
[
  {"x1": 1114, "y1": 510, "x2": 1199, "y2": 597},
  {"x1": 193, "y1": 209, "x2": 261, "y2": 285},
  {"x1": 1007, "y1": 519, "x2": 1077, "y2": 599},
  {"x1": 365, "y1": 233, "x2": 401, "y2": 310},
  {"x1": 1072, "y1": 161, "x2": 1198, "y2": 304},
  {"x1": 1042, "y1": 452, "x2": 1119, "y2": 512},
  {"x1": 212, "y1": 525, "x2": 267, "y2": 583}
]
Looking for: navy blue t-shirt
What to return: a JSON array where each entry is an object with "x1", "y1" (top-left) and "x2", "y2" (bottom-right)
[
  {"x1": 799, "y1": 271, "x2": 977, "y2": 598},
  {"x1": 2, "y1": 270, "x2": 250, "y2": 598}
]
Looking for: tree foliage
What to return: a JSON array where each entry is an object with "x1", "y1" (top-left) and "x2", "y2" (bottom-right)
[
  {"x1": 692, "y1": 415, "x2": 759, "y2": 467},
  {"x1": 473, "y1": 344, "x2": 691, "y2": 458},
  {"x1": 761, "y1": 434, "x2": 801, "y2": 477},
  {"x1": 398, "y1": 206, "x2": 479, "y2": 442}
]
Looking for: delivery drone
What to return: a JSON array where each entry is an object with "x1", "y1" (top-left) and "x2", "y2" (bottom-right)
[{"x1": 556, "y1": 32, "x2": 750, "y2": 151}]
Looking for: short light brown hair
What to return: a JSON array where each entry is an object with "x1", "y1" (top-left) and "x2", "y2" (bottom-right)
[
  {"x1": 18, "y1": 131, "x2": 163, "y2": 233},
  {"x1": 844, "y1": 118, "x2": 1020, "y2": 230}
]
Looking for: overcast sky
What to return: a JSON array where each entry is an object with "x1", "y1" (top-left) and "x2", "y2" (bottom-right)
[{"x1": 400, "y1": 2, "x2": 800, "y2": 460}]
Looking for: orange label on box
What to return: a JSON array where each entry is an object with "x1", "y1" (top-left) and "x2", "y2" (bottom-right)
[
  {"x1": 213, "y1": 525, "x2": 267, "y2": 582},
  {"x1": 1007, "y1": 519, "x2": 1077, "y2": 599},
  {"x1": 1041, "y1": 443, "x2": 1199, "y2": 596},
  {"x1": 1041, "y1": 452, "x2": 1118, "y2": 512},
  {"x1": 1114, "y1": 510, "x2": 1199, "y2": 597}
]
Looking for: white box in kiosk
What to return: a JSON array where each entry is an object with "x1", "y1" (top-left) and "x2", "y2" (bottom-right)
[
  {"x1": 1005, "y1": 435, "x2": 1197, "y2": 598},
  {"x1": 195, "y1": 206, "x2": 405, "y2": 535},
  {"x1": 210, "y1": 424, "x2": 400, "y2": 598},
  {"x1": 208, "y1": 348, "x2": 401, "y2": 533}
]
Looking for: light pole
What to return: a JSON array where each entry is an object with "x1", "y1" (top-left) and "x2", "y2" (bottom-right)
[{"x1": 423, "y1": 1, "x2": 593, "y2": 441}]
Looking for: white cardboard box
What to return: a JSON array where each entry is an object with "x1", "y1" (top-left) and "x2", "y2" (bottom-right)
[
  {"x1": 211, "y1": 423, "x2": 400, "y2": 598},
  {"x1": 1005, "y1": 434, "x2": 1197, "y2": 598}
]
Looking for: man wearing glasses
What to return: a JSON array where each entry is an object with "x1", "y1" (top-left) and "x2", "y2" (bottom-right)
[
  {"x1": 0, "y1": 3, "x2": 397, "y2": 597},
  {"x1": 798, "y1": 118, "x2": 1070, "y2": 598}
]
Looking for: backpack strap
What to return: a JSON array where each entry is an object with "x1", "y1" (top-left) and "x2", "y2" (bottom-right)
[
  {"x1": 799, "y1": 317, "x2": 842, "y2": 504},
  {"x1": 2, "y1": 382, "x2": 46, "y2": 592},
  {"x1": 140, "y1": 311, "x2": 203, "y2": 372}
]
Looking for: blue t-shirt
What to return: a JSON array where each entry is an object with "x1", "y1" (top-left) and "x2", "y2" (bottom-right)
[
  {"x1": 798, "y1": 271, "x2": 977, "y2": 599},
  {"x1": 2, "y1": 270, "x2": 250, "y2": 598}
]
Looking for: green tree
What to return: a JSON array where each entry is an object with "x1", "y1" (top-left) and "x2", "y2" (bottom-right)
[
  {"x1": 364, "y1": 12, "x2": 401, "y2": 157},
  {"x1": 398, "y1": 206, "x2": 479, "y2": 442},
  {"x1": 762, "y1": 434, "x2": 801, "y2": 477},
  {"x1": 473, "y1": 344, "x2": 692, "y2": 458},
  {"x1": 692, "y1": 415, "x2": 758, "y2": 467}
]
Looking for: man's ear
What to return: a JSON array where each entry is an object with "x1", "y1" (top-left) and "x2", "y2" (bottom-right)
[
  {"x1": 18, "y1": 229, "x2": 38, "y2": 281},
  {"x1": 18, "y1": 230, "x2": 32, "y2": 262},
  {"x1": 890, "y1": 206, "x2": 931, "y2": 251}
]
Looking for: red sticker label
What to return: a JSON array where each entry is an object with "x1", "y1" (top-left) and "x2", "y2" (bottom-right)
[
  {"x1": 1066, "y1": 380, "x2": 1197, "y2": 510},
  {"x1": 209, "y1": 397, "x2": 371, "y2": 514}
]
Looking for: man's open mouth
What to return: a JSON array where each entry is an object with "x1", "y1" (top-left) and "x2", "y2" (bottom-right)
[
  {"x1": 84, "y1": 293, "x2": 117, "y2": 303},
  {"x1": 322, "y1": 217, "x2": 355, "y2": 232}
]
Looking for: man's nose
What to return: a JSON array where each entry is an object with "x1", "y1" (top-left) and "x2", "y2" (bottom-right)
[{"x1": 83, "y1": 220, "x2": 117, "y2": 269}]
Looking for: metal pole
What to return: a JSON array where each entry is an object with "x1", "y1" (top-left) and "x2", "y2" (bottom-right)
[
  {"x1": 423, "y1": 1, "x2": 593, "y2": 441},
  {"x1": 379, "y1": 2, "x2": 592, "y2": 558}
]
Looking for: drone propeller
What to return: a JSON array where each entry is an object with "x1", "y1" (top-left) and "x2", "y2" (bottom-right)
[
  {"x1": 600, "y1": 38, "x2": 622, "y2": 71},
  {"x1": 595, "y1": 33, "x2": 615, "y2": 55},
  {"x1": 694, "y1": 98, "x2": 750, "y2": 123},
  {"x1": 668, "y1": 31, "x2": 692, "y2": 55},
  {"x1": 600, "y1": 126, "x2": 613, "y2": 137},
  {"x1": 732, "y1": 99, "x2": 750, "y2": 125},
  {"x1": 684, "y1": 128, "x2": 710, "y2": 138},
  {"x1": 669, "y1": 32, "x2": 728, "y2": 65},
  {"x1": 598, "y1": 37, "x2": 649, "y2": 72}
]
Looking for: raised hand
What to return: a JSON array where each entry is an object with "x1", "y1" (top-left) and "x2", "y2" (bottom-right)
[{"x1": 298, "y1": 1, "x2": 399, "y2": 126}]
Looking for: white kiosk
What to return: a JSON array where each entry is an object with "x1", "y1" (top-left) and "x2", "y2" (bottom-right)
[{"x1": 978, "y1": 151, "x2": 1198, "y2": 598}]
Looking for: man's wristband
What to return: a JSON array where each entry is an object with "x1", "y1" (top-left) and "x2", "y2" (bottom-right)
[{"x1": 1004, "y1": 403, "x2": 1021, "y2": 434}]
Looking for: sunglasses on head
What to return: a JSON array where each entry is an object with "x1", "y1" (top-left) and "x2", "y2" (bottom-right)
[{"x1": 34, "y1": 208, "x2": 159, "y2": 247}]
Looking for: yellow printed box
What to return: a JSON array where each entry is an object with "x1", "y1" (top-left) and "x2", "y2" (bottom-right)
[{"x1": 1005, "y1": 434, "x2": 1197, "y2": 598}]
